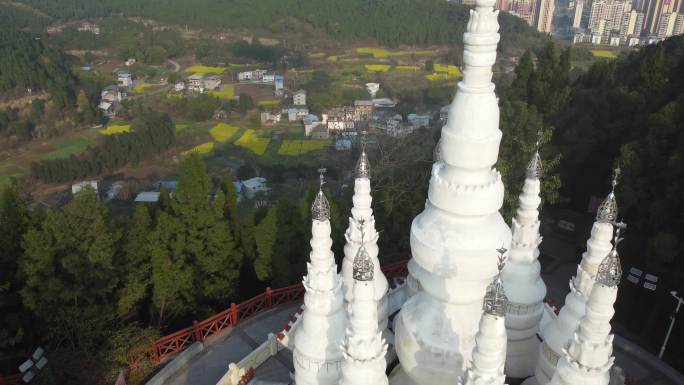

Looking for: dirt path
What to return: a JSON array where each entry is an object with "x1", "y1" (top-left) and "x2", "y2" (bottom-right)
[{"x1": 168, "y1": 58, "x2": 181, "y2": 72}]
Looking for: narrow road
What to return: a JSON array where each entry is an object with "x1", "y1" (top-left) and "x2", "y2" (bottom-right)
[{"x1": 168, "y1": 58, "x2": 181, "y2": 72}]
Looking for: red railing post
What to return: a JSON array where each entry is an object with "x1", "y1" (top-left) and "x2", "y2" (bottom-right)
[
  {"x1": 193, "y1": 320, "x2": 202, "y2": 342},
  {"x1": 231, "y1": 302, "x2": 239, "y2": 324},
  {"x1": 266, "y1": 287, "x2": 273, "y2": 307}
]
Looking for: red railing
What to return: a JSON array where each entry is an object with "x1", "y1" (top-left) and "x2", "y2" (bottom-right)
[
  {"x1": 0, "y1": 373, "x2": 22, "y2": 385},
  {"x1": 128, "y1": 259, "x2": 410, "y2": 366}
]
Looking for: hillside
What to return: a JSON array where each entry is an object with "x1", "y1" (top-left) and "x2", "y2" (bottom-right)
[{"x1": 14, "y1": 0, "x2": 546, "y2": 52}]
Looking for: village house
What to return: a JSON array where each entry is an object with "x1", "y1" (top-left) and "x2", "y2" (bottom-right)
[
  {"x1": 260, "y1": 110, "x2": 282, "y2": 125},
  {"x1": 72, "y1": 181, "x2": 98, "y2": 196},
  {"x1": 117, "y1": 72, "x2": 133, "y2": 88},
  {"x1": 242, "y1": 177, "x2": 271, "y2": 199},
  {"x1": 353, "y1": 100, "x2": 373, "y2": 121},
  {"x1": 293, "y1": 90, "x2": 307, "y2": 106},
  {"x1": 203, "y1": 75, "x2": 222, "y2": 91},
  {"x1": 287, "y1": 107, "x2": 309, "y2": 122},
  {"x1": 101, "y1": 85, "x2": 122, "y2": 103},
  {"x1": 125, "y1": 58, "x2": 136, "y2": 67},
  {"x1": 238, "y1": 69, "x2": 267, "y2": 82},
  {"x1": 98, "y1": 101, "x2": 115, "y2": 118},
  {"x1": 274, "y1": 75, "x2": 284, "y2": 94},
  {"x1": 407, "y1": 113, "x2": 431, "y2": 129},
  {"x1": 263, "y1": 74, "x2": 276, "y2": 83},
  {"x1": 310, "y1": 125, "x2": 330, "y2": 140},
  {"x1": 335, "y1": 139, "x2": 352, "y2": 151},
  {"x1": 303, "y1": 114, "x2": 321, "y2": 136},
  {"x1": 372, "y1": 97, "x2": 397, "y2": 108},
  {"x1": 77, "y1": 22, "x2": 100, "y2": 35},
  {"x1": 174, "y1": 81, "x2": 186, "y2": 92},
  {"x1": 187, "y1": 74, "x2": 205, "y2": 92}
]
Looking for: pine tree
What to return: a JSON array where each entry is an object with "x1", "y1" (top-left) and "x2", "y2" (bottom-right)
[
  {"x1": 254, "y1": 207, "x2": 277, "y2": 282},
  {"x1": 20, "y1": 189, "x2": 119, "y2": 348},
  {"x1": 117, "y1": 204, "x2": 152, "y2": 318},
  {"x1": 0, "y1": 185, "x2": 30, "y2": 349}
]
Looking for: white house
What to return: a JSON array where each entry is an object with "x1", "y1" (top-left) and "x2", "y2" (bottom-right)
[
  {"x1": 293, "y1": 90, "x2": 307, "y2": 106},
  {"x1": 174, "y1": 81, "x2": 186, "y2": 92},
  {"x1": 203, "y1": 75, "x2": 222, "y2": 91},
  {"x1": 242, "y1": 177, "x2": 271, "y2": 199},
  {"x1": 407, "y1": 113, "x2": 431, "y2": 128},
  {"x1": 101, "y1": 85, "x2": 122, "y2": 103},
  {"x1": 72, "y1": 181, "x2": 98, "y2": 195},
  {"x1": 288, "y1": 107, "x2": 309, "y2": 122},
  {"x1": 117, "y1": 72, "x2": 133, "y2": 88},
  {"x1": 261, "y1": 110, "x2": 282, "y2": 125},
  {"x1": 303, "y1": 114, "x2": 321, "y2": 136},
  {"x1": 263, "y1": 74, "x2": 276, "y2": 83},
  {"x1": 187, "y1": 74, "x2": 205, "y2": 92},
  {"x1": 238, "y1": 70, "x2": 267, "y2": 82},
  {"x1": 98, "y1": 101, "x2": 115, "y2": 118},
  {"x1": 134, "y1": 191, "x2": 161, "y2": 203}
]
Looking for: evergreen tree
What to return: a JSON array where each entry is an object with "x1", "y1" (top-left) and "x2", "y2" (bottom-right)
[
  {"x1": 254, "y1": 207, "x2": 277, "y2": 282},
  {"x1": 0, "y1": 185, "x2": 30, "y2": 349},
  {"x1": 20, "y1": 189, "x2": 119, "y2": 350},
  {"x1": 117, "y1": 204, "x2": 152, "y2": 318}
]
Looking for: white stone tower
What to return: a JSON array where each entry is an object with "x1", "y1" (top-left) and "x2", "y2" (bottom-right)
[
  {"x1": 533, "y1": 168, "x2": 620, "y2": 385},
  {"x1": 460, "y1": 249, "x2": 509, "y2": 385},
  {"x1": 392, "y1": 0, "x2": 512, "y2": 382},
  {"x1": 341, "y1": 135, "x2": 389, "y2": 339},
  {"x1": 339, "y1": 243, "x2": 389, "y2": 385},
  {"x1": 502, "y1": 142, "x2": 547, "y2": 378},
  {"x1": 549, "y1": 225, "x2": 624, "y2": 385},
  {"x1": 293, "y1": 169, "x2": 347, "y2": 385}
]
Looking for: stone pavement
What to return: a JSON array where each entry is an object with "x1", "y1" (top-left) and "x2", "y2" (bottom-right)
[{"x1": 163, "y1": 304, "x2": 298, "y2": 385}]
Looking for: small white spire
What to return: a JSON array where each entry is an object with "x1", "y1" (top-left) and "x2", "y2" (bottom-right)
[
  {"x1": 484, "y1": 248, "x2": 508, "y2": 317},
  {"x1": 596, "y1": 222, "x2": 625, "y2": 287},
  {"x1": 526, "y1": 131, "x2": 543, "y2": 180},
  {"x1": 596, "y1": 167, "x2": 620, "y2": 224},
  {"x1": 311, "y1": 167, "x2": 330, "y2": 222},
  {"x1": 356, "y1": 131, "x2": 371, "y2": 179}
]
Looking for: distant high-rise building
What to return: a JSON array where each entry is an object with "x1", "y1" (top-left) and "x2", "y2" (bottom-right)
[
  {"x1": 657, "y1": 11, "x2": 679, "y2": 37},
  {"x1": 589, "y1": 0, "x2": 631, "y2": 34},
  {"x1": 620, "y1": 9, "x2": 643, "y2": 37},
  {"x1": 674, "y1": 13, "x2": 684, "y2": 34},
  {"x1": 496, "y1": 0, "x2": 512, "y2": 11},
  {"x1": 573, "y1": 0, "x2": 585, "y2": 27},
  {"x1": 635, "y1": 11, "x2": 646, "y2": 33},
  {"x1": 644, "y1": 0, "x2": 664, "y2": 33},
  {"x1": 511, "y1": 0, "x2": 537, "y2": 25},
  {"x1": 535, "y1": 0, "x2": 556, "y2": 32}
]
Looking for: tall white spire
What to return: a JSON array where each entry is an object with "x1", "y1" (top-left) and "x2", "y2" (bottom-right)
[
  {"x1": 293, "y1": 169, "x2": 347, "y2": 385},
  {"x1": 549, "y1": 224, "x2": 625, "y2": 385},
  {"x1": 502, "y1": 137, "x2": 548, "y2": 378},
  {"x1": 340, "y1": 238, "x2": 389, "y2": 385},
  {"x1": 341, "y1": 132, "x2": 389, "y2": 339},
  {"x1": 392, "y1": 0, "x2": 512, "y2": 382},
  {"x1": 460, "y1": 249, "x2": 509, "y2": 385},
  {"x1": 533, "y1": 168, "x2": 620, "y2": 385}
]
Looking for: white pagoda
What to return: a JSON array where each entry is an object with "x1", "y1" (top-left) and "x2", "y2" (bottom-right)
[
  {"x1": 530, "y1": 170, "x2": 620, "y2": 385},
  {"x1": 341, "y1": 138, "x2": 390, "y2": 340},
  {"x1": 293, "y1": 170, "x2": 347, "y2": 385},
  {"x1": 549, "y1": 226, "x2": 625, "y2": 385},
  {"x1": 393, "y1": 0, "x2": 512, "y2": 382},
  {"x1": 502, "y1": 144, "x2": 547, "y2": 378},
  {"x1": 339, "y1": 244, "x2": 389, "y2": 385}
]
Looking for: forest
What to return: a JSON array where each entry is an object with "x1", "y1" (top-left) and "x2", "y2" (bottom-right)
[
  {"x1": 30, "y1": 111, "x2": 175, "y2": 183},
  {"x1": 12, "y1": 0, "x2": 545, "y2": 52}
]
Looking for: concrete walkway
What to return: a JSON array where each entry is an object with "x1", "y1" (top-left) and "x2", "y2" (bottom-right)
[{"x1": 163, "y1": 305, "x2": 298, "y2": 385}]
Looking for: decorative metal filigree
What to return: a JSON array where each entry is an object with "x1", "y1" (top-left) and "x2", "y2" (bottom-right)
[
  {"x1": 311, "y1": 167, "x2": 330, "y2": 221},
  {"x1": 526, "y1": 131, "x2": 543, "y2": 179},
  {"x1": 483, "y1": 247, "x2": 508, "y2": 317},
  {"x1": 596, "y1": 222, "x2": 626, "y2": 287},
  {"x1": 352, "y1": 220, "x2": 374, "y2": 281},
  {"x1": 596, "y1": 167, "x2": 620, "y2": 224},
  {"x1": 355, "y1": 131, "x2": 371, "y2": 179}
]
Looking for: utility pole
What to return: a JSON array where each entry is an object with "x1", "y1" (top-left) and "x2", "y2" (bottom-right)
[{"x1": 658, "y1": 290, "x2": 684, "y2": 359}]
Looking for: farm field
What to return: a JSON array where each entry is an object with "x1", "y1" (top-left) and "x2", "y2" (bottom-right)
[
  {"x1": 209, "y1": 123, "x2": 241, "y2": 143},
  {"x1": 235, "y1": 129, "x2": 270, "y2": 155},
  {"x1": 209, "y1": 85, "x2": 235, "y2": 100},
  {"x1": 590, "y1": 50, "x2": 618, "y2": 59},
  {"x1": 100, "y1": 125, "x2": 132, "y2": 135},
  {"x1": 182, "y1": 142, "x2": 215, "y2": 156},
  {"x1": 43, "y1": 136, "x2": 94, "y2": 160},
  {"x1": 257, "y1": 99, "x2": 281, "y2": 107},
  {"x1": 135, "y1": 83, "x2": 152, "y2": 93},
  {"x1": 277, "y1": 140, "x2": 331, "y2": 155},
  {"x1": 184, "y1": 65, "x2": 226, "y2": 75},
  {"x1": 356, "y1": 47, "x2": 434, "y2": 59},
  {"x1": 365, "y1": 64, "x2": 391, "y2": 72}
]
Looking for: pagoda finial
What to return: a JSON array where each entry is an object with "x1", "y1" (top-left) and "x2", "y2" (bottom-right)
[
  {"x1": 596, "y1": 166, "x2": 620, "y2": 224},
  {"x1": 596, "y1": 221, "x2": 626, "y2": 287},
  {"x1": 311, "y1": 167, "x2": 330, "y2": 222},
  {"x1": 352, "y1": 220, "x2": 374, "y2": 281},
  {"x1": 526, "y1": 131, "x2": 543, "y2": 179},
  {"x1": 483, "y1": 247, "x2": 508, "y2": 317},
  {"x1": 355, "y1": 131, "x2": 371, "y2": 179}
]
